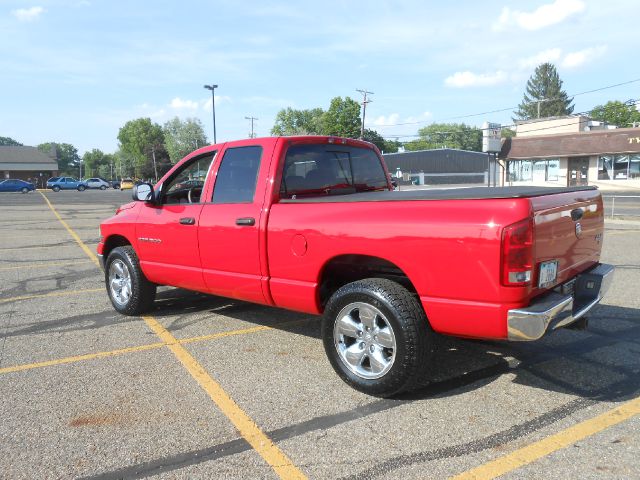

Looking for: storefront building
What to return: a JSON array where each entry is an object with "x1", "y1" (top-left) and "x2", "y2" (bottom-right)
[
  {"x1": 500, "y1": 116, "x2": 640, "y2": 190},
  {"x1": 0, "y1": 146, "x2": 59, "y2": 187}
]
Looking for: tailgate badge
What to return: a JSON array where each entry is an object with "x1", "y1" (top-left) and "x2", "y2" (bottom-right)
[{"x1": 575, "y1": 222, "x2": 582, "y2": 238}]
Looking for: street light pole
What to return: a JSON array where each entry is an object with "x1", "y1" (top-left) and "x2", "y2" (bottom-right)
[{"x1": 203, "y1": 84, "x2": 218, "y2": 143}]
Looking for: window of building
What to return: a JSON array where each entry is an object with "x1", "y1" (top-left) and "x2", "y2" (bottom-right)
[
  {"x1": 507, "y1": 159, "x2": 559, "y2": 182},
  {"x1": 598, "y1": 154, "x2": 640, "y2": 180}
]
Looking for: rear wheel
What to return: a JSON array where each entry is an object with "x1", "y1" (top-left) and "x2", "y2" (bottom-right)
[
  {"x1": 100, "y1": 185, "x2": 107, "y2": 190},
  {"x1": 21, "y1": 187, "x2": 28, "y2": 194},
  {"x1": 52, "y1": 186, "x2": 60, "y2": 192},
  {"x1": 322, "y1": 278, "x2": 434, "y2": 397},
  {"x1": 105, "y1": 246, "x2": 156, "y2": 315}
]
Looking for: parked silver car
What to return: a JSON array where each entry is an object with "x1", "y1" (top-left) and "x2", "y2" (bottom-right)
[{"x1": 84, "y1": 178, "x2": 111, "y2": 190}]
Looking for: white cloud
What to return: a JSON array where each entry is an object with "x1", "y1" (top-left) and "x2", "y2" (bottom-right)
[
  {"x1": 170, "y1": 97, "x2": 199, "y2": 110},
  {"x1": 519, "y1": 48, "x2": 562, "y2": 69},
  {"x1": 444, "y1": 71, "x2": 507, "y2": 88},
  {"x1": 373, "y1": 113, "x2": 400, "y2": 127},
  {"x1": 494, "y1": 0, "x2": 585, "y2": 31},
  {"x1": 12, "y1": 6, "x2": 45, "y2": 21},
  {"x1": 561, "y1": 46, "x2": 607, "y2": 68},
  {"x1": 203, "y1": 96, "x2": 232, "y2": 110}
]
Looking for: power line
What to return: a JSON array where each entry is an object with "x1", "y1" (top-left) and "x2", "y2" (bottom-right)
[
  {"x1": 378, "y1": 100, "x2": 640, "y2": 140},
  {"x1": 368, "y1": 77, "x2": 640, "y2": 128}
]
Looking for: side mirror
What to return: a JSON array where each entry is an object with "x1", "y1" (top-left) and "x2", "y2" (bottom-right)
[{"x1": 133, "y1": 182, "x2": 154, "y2": 202}]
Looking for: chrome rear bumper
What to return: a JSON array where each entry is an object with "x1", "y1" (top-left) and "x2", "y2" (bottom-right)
[{"x1": 507, "y1": 263, "x2": 615, "y2": 341}]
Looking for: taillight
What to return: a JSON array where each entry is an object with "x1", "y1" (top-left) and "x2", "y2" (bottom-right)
[{"x1": 501, "y1": 218, "x2": 533, "y2": 286}]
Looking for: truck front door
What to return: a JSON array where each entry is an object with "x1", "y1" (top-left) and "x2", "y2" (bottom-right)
[
  {"x1": 198, "y1": 144, "x2": 270, "y2": 305},
  {"x1": 136, "y1": 153, "x2": 216, "y2": 292}
]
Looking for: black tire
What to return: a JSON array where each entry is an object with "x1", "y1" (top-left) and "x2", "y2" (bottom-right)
[
  {"x1": 105, "y1": 246, "x2": 156, "y2": 315},
  {"x1": 322, "y1": 278, "x2": 434, "y2": 397},
  {"x1": 52, "y1": 186, "x2": 60, "y2": 192},
  {"x1": 78, "y1": 185, "x2": 85, "y2": 191},
  {"x1": 21, "y1": 187, "x2": 28, "y2": 194},
  {"x1": 100, "y1": 185, "x2": 107, "y2": 190}
]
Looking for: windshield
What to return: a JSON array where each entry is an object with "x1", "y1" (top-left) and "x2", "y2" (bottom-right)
[{"x1": 280, "y1": 144, "x2": 389, "y2": 199}]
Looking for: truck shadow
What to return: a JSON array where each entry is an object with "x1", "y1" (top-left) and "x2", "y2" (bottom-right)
[{"x1": 153, "y1": 289, "x2": 640, "y2": 403}]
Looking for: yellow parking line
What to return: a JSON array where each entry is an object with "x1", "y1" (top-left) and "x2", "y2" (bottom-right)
[
  {"x1": 143, "y1": 315, "x2": 307, "y2": 480},
  {"x1": 0, "y1": 342, "x2": 165, "y2": 374},
  {"x1": 451, "y1": 396, "x2": 640, "y2": 480},
  {"x1": 0, "y1": 319, "x2": 310, "y2": 375},
  {"x1": 40, "y1": 181, "x2": 308, "y2": 479},
  {"x1": 0, "y1": 260, "x2": 92, "y2": 271},
  {"x1": 39, "y1": 191, "x2": 100, "y2": 267},
  {"x1": 0, "y1": 288, "x2": 103, "y2": 304}
]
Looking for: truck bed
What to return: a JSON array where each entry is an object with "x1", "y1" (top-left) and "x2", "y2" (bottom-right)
[{"x1": 281, "y1": 186, "x2": 598, "y2": 203}]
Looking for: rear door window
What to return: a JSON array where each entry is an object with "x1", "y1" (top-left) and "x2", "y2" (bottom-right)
[{"x1": 280, "y1": 144, "x2": 389, "y2": 198}]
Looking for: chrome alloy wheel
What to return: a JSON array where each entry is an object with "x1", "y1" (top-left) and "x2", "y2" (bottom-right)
[
  {"x1": 333, "y1": 302, "x2": 396, "y2": 379},
  {"x1": 109, "y1": 259, "x2": 132, "y2": 306}
]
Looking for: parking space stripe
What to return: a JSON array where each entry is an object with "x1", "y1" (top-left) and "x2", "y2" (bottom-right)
[
  {"x1": 39, "y1": 184, "x2": 308, "y2": 479},
  {"x1": 0, "y1": 288, "x2": 103, "y2": 304},
  {"x1": 39, "y1": 191, "x2": 101, "y2": 267},
  {"x1": 0, "y1": 320, "x2": 310, "y2": 375},
  {"x1": 142, "y1": 315, "x2": 307, "y2": 480},
  {"x1": 0, "y1": 343, "x2": 165, "y2": 374},
  {"x1": 450, "y1": 396, "x2": 640, "y2": 480}
]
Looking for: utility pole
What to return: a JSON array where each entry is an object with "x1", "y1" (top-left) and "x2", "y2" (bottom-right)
[
  {"x1": 356, "y1": 89, "x2": 374, "y2": 140},
  {"x1": 203, "y1": 84, "x2": 218, "y2": 143},
  {"x1": 245, "y1": 116, "x2": 258, "y2": 138},
  {"x1": 151, "y1": 146, "x2": 158, "y2": 183}
]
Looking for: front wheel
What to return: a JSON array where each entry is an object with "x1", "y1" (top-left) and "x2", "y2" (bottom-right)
[
  {"x1": 100, "y1": 185, "x2": 107, "y2": 190},
  {"x1": 322, "y1": 278, "x2": 434, "y2": 397},
  {"x1": 105, "y1": 246, "x2": 156, "y2": 315},
  {"x1": 21, "y1": 187, "x2": 29, "y2": 194},
  {"x1": 77, "y1": 185, "x2": 85, "y2": 191}
]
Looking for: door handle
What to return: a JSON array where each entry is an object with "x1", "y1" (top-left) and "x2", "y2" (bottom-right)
[
  {"x1": 179, "y1": 217, "x2": 196, "y2": 225},
  {"x1": 570, "y1": 208, "x2": 583, "y2": 221},
  {"x1": 235, "y1": 217, "x2": 255, "y2": 226}
]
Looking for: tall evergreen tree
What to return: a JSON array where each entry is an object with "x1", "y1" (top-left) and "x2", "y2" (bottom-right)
[{"x1": 514, "y1": 63, "x2": 574, "y2": 120}]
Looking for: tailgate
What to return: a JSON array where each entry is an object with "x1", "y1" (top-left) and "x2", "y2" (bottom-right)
[{"x1": 530, "y1": 188, "x2": 604, "y2": 294}]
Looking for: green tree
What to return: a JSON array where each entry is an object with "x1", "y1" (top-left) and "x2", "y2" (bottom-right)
[
  {"x1": 382, "y1": 139, "x2": 402, "y2": 154},
  {"x1": 404, "y1": 123, "x2": 482, "y2": 152},
  {"x1": 37, "y1": 142, "x2": 81, "y2": 176},
  {"x1": 117, "y1": 118, "x2": 164, "y2": 178},
  {"x1": 514, "y1": 63, "x2": 574, "y2": 120},
  {"x1": 271, "y1": 107, "x2": 324, "y2": 135},
  {"x1": 321, "y1": 96, "x2": 361, "y2": 138},
  {"x1": 362, "y1": 128, "x2": 386, "y2": 151},
  {"x1": 590, "y1": 100, "x2": 640, "y2": 128},
  {"x1": 502, "y1": 128, "x2": 516, "y2": 139},
  {"x1": 82, "y1": 149, "x2": 108, "y2": 177},
  {"x1": 0, "y1": 136, "x2": 22, "y2": 146},
  {"x1": 163, "y1": 117, "x2": 208, "y2": 164}
]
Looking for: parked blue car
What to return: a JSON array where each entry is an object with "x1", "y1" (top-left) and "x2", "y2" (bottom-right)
[
  {"x1": 0, "y1": 179, "x2": 36, "y2": 193},
  {"x1": 47, "y1": 177, "x2": 86, "y2": 192}
]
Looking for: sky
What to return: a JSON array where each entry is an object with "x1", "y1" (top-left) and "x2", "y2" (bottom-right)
[{"x1": 1, "y1": 0, "x2": 639, "y2": 155}]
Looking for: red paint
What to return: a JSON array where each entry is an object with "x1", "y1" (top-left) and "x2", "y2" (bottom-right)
[{"x1": 99, "y1": 136, "x2": 605, "y2": 341}]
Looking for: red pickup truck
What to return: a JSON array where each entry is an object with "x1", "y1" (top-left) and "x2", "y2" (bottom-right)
[{"x1": 98, "y1": 136, "x2": 614, "y2": 396}]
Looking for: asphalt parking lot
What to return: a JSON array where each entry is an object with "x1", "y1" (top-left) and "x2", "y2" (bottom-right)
[{"x1": 1, "y1": 189, "x2": 639, "y2": 479}]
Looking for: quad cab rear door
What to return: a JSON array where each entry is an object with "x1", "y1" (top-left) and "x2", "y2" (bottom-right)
[{"x1": 198, "y1": 139, "x2": 276, "y2": 305}]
